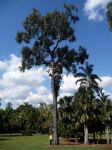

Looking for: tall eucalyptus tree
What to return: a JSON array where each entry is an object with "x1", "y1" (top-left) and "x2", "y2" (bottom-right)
[{"x1": 16, "y1": 4, "x2": 88, "y2": 145}]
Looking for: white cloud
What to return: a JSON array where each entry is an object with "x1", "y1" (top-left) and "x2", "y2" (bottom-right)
[
  {"x1": 1, "y1": 68, "x2": 46, "y2": 88},
  {"x1": 0, "y1": 54, "x2": 112, "y2": 108},
  {"x1": 60, "y1": 75, "x2": 79, "y2": 94},
  {"x1": 84, "y1": 0, "x2": 112, "y2": 21},
  {"x1": 0, "y1": 61, "x2": 8, "y2": 71},
  {"x1": 25, "y1": 90, "x2": 52, "y2": 105},
  {"x1": 99, "y1": 76, "x2": 112, "y2": 88},
  {"x1": 0, "y1": 85, "x2": 31, "y2": 100},
  {"x1": 60, "y1": 74, "x2": 112, "y2": 99},
  {"x1": 0, "y1": 54, "x2": 50, "y2": 108},
  {"x1": 0, "y1": 55, "x2": 80, "y2": 108}
]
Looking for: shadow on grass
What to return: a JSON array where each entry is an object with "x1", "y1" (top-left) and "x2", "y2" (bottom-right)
[
  {"x1": 0, "y1": 133, "x2": 22, "y2": 137},
  {"x1": 0, "y1": 134, "x2": 20, "y2": 142},
  {"x1": 0, "y1": 138, "x2": 11, "y2": 147},
  {"x1": 0, "y1": 138, "x2": 11, "y2": 141}
]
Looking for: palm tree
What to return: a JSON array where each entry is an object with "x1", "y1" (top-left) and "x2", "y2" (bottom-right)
[
  {"x1": 4, "y1": 102, "x2": 14, "y2": 133},
  {"x1": 75, "y1": 62, "x2": 101, "y2": 144},
  {"x1": 73, "y1": 87, "x2": 96, "y2": 144},
  {"x1": 15, "y1": 103, "x2": 37, "y2": 134},
  {"x1": 38, "y1": 103, "x2": 52, "y2": 134},
  {"x1": 58, "y1": 96, "x2": 74, "y2": 121},
  {"x1": 75, "y1": 62, "x2": 101, "y2": 93},
  {"x1": 58, "y1": 96, "x2": 74, "y2": 138},
  {"x1": 97, "y1": 89, "x2": 112, "y2": 144}
]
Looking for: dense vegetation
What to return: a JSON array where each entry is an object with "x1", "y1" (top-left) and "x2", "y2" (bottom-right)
[
  {"x1": 0, "y1": 85, "x2": 112, "y2": 144},
  {"x1": 0, "y1": 62, "x2": 112, "y2": 145}
]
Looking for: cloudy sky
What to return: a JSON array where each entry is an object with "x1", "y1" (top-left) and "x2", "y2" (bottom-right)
[{"x1": 0, "y1": 0, "x2": 112, "y2": 108}]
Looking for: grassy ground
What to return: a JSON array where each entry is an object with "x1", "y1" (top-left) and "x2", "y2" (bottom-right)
[{"x1": 0, "y1": 134, "x2": 112, "y2": 150}]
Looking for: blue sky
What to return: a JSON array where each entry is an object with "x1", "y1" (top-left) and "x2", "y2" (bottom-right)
[
  {"x1": 0, "y1": 0, "x2": 112, "y2": 108},
  {"x1": 0, "y1": 0, "x2": 112, "y2": 75}
]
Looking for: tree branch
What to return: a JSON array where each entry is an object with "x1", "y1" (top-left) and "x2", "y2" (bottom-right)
[{"x1": 53, "y1": 39, "x2": 60, "y2": 53}]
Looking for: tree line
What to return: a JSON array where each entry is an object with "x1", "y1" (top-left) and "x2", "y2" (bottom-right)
[
  {"x1": 0, "y1": 102, "x2": 52, "y2": 135},
  {"x1": 0, "y1": 80, "x2": 112, "y2": 144}
]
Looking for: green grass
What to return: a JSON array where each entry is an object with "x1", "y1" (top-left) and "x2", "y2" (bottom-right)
[{"x1": 0, "y1": 134, "x2": 112, "y2": 150}]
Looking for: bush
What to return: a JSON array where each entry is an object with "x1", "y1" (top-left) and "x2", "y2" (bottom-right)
[{"x1": 23, "y1": 128, "x2": 33, "y2": 136}]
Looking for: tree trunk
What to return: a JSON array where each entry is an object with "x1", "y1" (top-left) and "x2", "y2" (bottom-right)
[
  {"x1": 84, "y1": 123, "x2": 89, "y2": 144},
  {"x1": 105, "y1": 123, "x2": 110, "y2": 144},
  {"x1": 93, "y1": 131, "x2": 96, "y2": 144},
  {"x1": 96, "y1": 132, "x2": 99, "y2": 144},
  {"x1": 51, "y1": 64, "x2": 59, "y2": 145},
  {"x1": 110, "y1": 130, "x2": 112, "y2": 144}
]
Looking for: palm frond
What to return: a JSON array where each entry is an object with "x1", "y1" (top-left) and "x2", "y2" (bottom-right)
[{"x1": 75, "y1": 72, "x2": 86, "y2": 77}]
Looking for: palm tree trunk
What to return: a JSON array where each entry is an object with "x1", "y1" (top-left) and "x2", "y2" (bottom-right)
[
  {"x1": 105, "y1": 122, "x2": 110, "y2": 144},
  {"x1": 51, "y1": 64, "x2": 59, "y2": 145},
  {"x1": 110, "y1": 129, "x2": 112, "y2": 144},
  {"x1": 84, "y1": 123, "x2": 89, "y2": 144}
]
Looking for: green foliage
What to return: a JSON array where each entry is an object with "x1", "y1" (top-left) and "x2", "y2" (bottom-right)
[
  {"x1": 16, "y1": 4, "x2": 88, "y2": 97},
  {"x1": 0, "y1": 102, "x2": 52, "y2": 135},
  {"x1": 106, "y1": 2, "x2": 112, "y2": 30},
  {"x1": 97, "y1": 88, "x2": 112, "y2": 123},
  {"x1": 0, "y1": 97, "x2": 112, "y2": 143},
  {"x1": 75, "y1": 62, "x2": 101, "y2": 93},
  {"x1": 73, "y1": 87, "x2": 96, "y2": 125},
  {"x1": 58, "y1": 96, "x2": 75, "y2": 138},
  {"x1": 38, "y1": 103, "x2": 52, "y2": 134}
]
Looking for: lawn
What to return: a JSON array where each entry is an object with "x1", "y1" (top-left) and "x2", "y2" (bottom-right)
[{"x1": 0, "y1": 134, "x2": 112, "y2": 150}]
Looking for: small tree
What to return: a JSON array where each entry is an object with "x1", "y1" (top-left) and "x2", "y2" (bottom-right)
[{"x1": 16, "y1": 4, "x2": 88, "y2": 145}]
